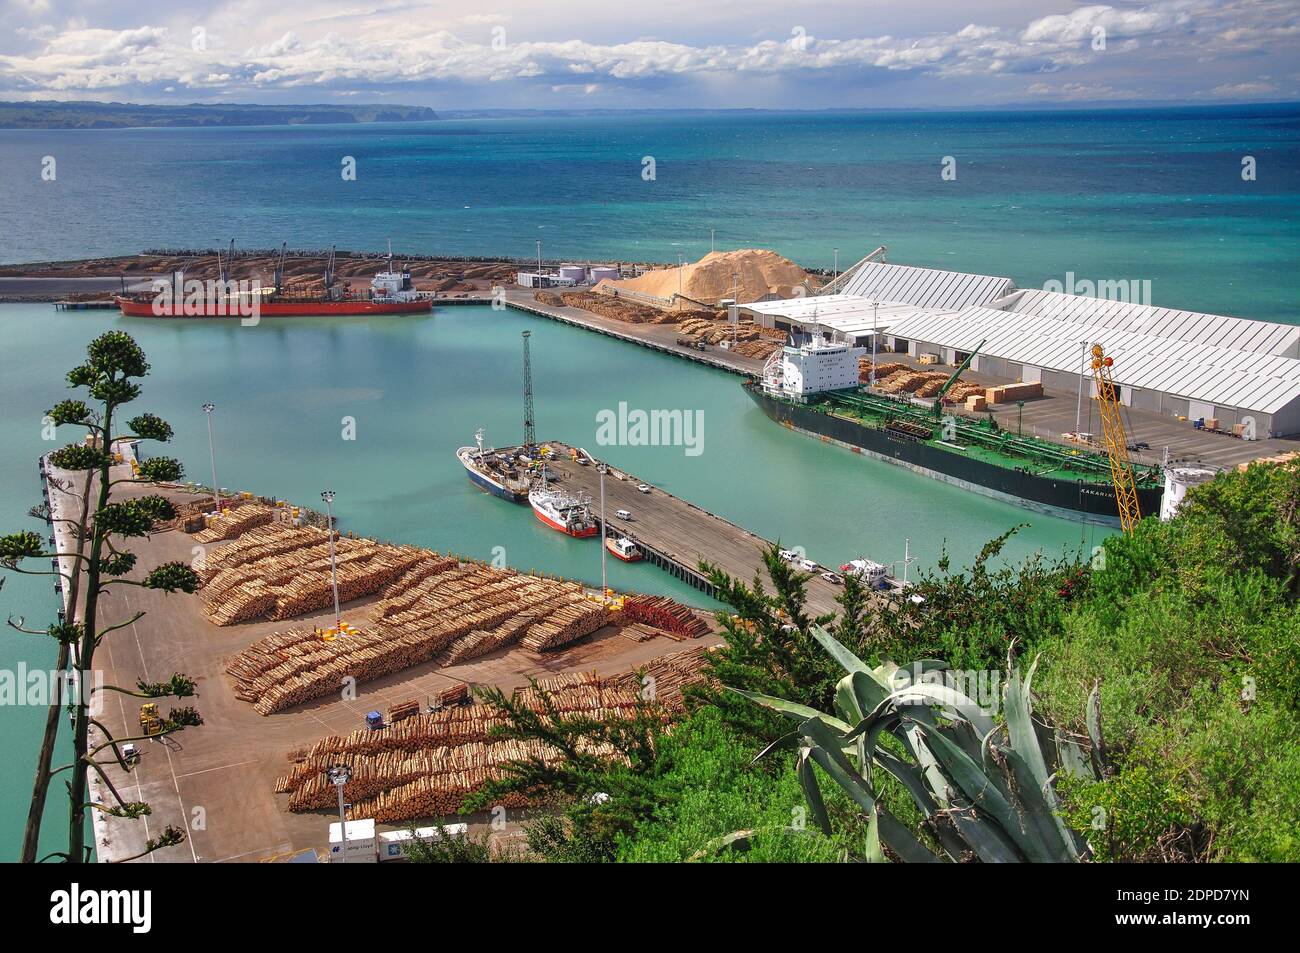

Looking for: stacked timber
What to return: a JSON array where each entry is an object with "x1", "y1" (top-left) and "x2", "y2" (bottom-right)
[
  {"x1": 225, "y1": 557, "x2": 595, "y2": 713},
  {"x1": 279, "y1": 669, "x2": 662, "y2": 822},
  {"x1": 621, "y1": 595, "x2": 711, "y2": 638},
  {"x1": 192, "y1": 503, "x2": 276, "y2": 543},
  {"x1": 605, "y1": 647, "x2": 711, "y2": 712},
  {"x1": 520, "y1": 599, "x2": 610, "y2": 651}
]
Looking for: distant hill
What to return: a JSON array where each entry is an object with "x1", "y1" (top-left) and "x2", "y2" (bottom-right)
[{"x1": 0, "y1": 101, "x2": 439, "y2": 129}]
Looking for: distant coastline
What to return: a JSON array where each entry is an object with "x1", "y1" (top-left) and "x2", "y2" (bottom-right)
[{"x1": 0, "y1": 100, "x2": 438, "y2": 129}]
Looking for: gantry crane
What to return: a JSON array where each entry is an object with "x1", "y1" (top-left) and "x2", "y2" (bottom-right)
[{"x1": 1089, "y1": 343, "x2": 1143, "y2": 533}]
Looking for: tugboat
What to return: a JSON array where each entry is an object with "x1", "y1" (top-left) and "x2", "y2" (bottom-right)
[
  {"x1": 605, "y1": 535, "x2": 642, "y2": 562},
  {"x1": 457, "y1": 429, "x2": 530, "y2": 503},
  {"x1": 529, "y1": 471, "x2": 598, "y2": 538}
]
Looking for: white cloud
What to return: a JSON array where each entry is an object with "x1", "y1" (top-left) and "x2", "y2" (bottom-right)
[{"x1": 0, "y1": 1, "x2": 1294, "y2": 103}]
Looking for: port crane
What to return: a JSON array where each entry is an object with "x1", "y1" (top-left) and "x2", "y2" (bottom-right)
[
  {"x1": 271, "y1": 241, "x2": 287, "y2": 296},
  {"x1": 931, "y1": 339, "x2": 986, "y2": 420},
  {"x1": 1089, "y1": 343, "x2": 1143, "y2": 534}
]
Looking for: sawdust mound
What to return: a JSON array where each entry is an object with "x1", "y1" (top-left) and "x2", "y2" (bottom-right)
[{"x1": 595, "y1": 249, "x2": 812, "y2": 305}]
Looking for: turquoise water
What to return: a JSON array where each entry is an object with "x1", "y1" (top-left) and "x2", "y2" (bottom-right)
[
  {"x1": 1, "y1": 106, "x2": 1298, "y2": 321},
  {"x1": 0, "y1": 302, "x2": 1101, "y2": 858}
]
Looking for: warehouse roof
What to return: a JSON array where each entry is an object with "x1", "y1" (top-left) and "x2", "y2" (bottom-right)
[
  {"x1": 1007, "y1": 289, "x2": 1300, "y2": 358},
  {"x1": 739, "y1": 294, "x2": 942, "y2": 336},
  {"x1": 840, "y1": 261, "x2": 1015, "y2": 311},
  {"x1": 882, "y1": 307, "x2": 1300, "y2": 415}
]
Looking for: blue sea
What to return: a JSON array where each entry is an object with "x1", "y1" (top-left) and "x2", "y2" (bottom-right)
[{"x1": 1, "y1": 105, "x2": 1298, "y2": 321}]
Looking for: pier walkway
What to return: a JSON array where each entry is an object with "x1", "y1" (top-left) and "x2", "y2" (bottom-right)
[{"x1": 543, "y1": 445, "x2": 846, "y2": 617}]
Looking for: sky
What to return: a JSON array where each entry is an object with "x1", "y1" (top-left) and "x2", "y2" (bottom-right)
[{"x1": 0, "y1": 0, "x2": 1296, "y2": 109}]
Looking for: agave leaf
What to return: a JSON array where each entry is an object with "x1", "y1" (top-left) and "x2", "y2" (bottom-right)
[
  {"x1": 726, "y1": 686, "x2": 852, "y2": 733},
  {"x1": 835, "y1": 673, "x2": 865, "y2": 724},
  {"x1": 914, "y1": 721, "x2": 1044, "y2": 858},
  {"x1": 850, "y1": 669, "x2": 891, "y2": 721},
  {"x1": 946, "y1": 809, "x2": 1026, "y2": 863},
  {"x1": 876, "y1": 807, "x2": 942, "y2": 863},
  {"x1": 750, "y1": 729, "x2": 798, "y2": 766},
  {"x1": 1000, "y1": 747, "x2": 1082, "y2": 862},
  {"x1": 809, "y1": 624, "x2": 871, "y2": 676},
  {"x1": 889, "y1": 681, "x2": 995, "y2": 738},
  {"x1": 798, "y1": 747, "x2": 833, "y2": 836},
  {"x1": 863, "y1": 809, "x2": 887, "y2": 863},
  {"x1": 800, "y1": 716, "x2": 878, "y2": 816}
]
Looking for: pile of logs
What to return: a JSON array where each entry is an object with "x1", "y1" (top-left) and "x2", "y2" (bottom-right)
[
  {"x1": 192, "y1": 503, "x2": 276, "y2": 543},
  {"x1": 277, "y1": 665, "x2": 696, "y2": 823},
  {"x1": 225, "y1": 553, "x2": 603, "y2": 713},
  {"x1": 520, "y1": 600, "x2": 611, "y2": 651},
  {"x1": 201, "y1": 526, "x2": 424, "y2": 626},
  {"x1": 621, "y1": 595, "x2": 711, "y2": 639},
  {"x1": 388, "y1": 700, "x2": 420, "y2": 723},
  {"x1": 858, "y1": 359, "x2": 910, "y2": 383},
  {"x1": 605, "y1": 647, "x2": 712, "y2": 712}
]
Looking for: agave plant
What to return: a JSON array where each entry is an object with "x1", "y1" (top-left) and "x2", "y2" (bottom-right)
[{"x1": 727, "y1": 626, "x2": 1101, "y2": 862}]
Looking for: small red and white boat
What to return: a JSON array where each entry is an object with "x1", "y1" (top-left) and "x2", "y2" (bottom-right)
[
  {"x1": 605, "y1": 536, "x2": 642, "y2": 562},
  {"x1": 528, "y1": 484, "x2": 598, "y2": 538}
]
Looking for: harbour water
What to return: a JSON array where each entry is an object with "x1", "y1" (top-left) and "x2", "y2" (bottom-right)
[{"x1": 0, "y1": 301, "x2": 1102, "y2": 857}]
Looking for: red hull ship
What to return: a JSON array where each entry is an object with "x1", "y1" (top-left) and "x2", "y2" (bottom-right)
[
  {"x1": 115, "y1": 296, "x2": 430, "y2": 317},
  {"x1": 115, "y1": 243, "x2": 432, "y2": 318}
]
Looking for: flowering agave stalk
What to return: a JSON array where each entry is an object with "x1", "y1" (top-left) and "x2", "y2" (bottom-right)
[{"x1": 728, "y1": 626, "x2": 1099, "y2": 862}]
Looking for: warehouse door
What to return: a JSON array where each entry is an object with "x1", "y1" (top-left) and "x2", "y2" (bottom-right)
[
  {"x1": 1022, "y1": 366, "x2": 1041, "y2": 384},
  {"x1": 1189, "y1": 401, "x2": 1214, "y2": 422}
]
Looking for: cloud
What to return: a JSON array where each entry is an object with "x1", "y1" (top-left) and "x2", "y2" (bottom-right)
[{"x1": 0, "y1": 0, "x2": 1295, "y2": 104}]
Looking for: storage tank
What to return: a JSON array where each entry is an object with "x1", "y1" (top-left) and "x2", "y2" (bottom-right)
[
  {"x1": 1160, "y1": 467, "x2": 1217, "y2": 521},
  {"x1": 559, "y1": 265, "x2": 587, "y2": 284},
  {"x1": 589, "y1": 266, "x2": 620, "y2": 283}
]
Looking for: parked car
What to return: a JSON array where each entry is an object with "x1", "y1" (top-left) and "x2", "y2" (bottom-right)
[
  {"x1": 778, "y1": 548, "x2": 801, "y2": 563},
  {"x1": 637, "y1": 484, "x2": 652, "y2": 494},
  {"x1": 820, "y1": 571, "x2": 844, "y2": 585},
  {"x1": 798, "y1": 558, "x2": 819, "y2": 572}
]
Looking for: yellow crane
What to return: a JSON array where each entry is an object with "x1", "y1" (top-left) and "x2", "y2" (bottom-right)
[{"x1": 1089, "y1": 343, "x2": 1143, "y2": 533}]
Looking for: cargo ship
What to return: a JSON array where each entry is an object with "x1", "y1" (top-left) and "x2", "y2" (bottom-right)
[
  {"x1": 115, "y1": 245, "x2": 432, "y2": 317},
  {"x1": 457, "y1": 430, "x2": 531, "y2": 503},
  {"x1": 529, "y1": 481, "x2": 599, "y2": 537},
  {"x1": 746, "y1": 339, "x2": 1163, "y2": 526}
]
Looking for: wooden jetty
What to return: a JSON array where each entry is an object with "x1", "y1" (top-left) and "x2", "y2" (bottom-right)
[{"x1": 541, "y1": 445, "x2": 846, "y2": 617}]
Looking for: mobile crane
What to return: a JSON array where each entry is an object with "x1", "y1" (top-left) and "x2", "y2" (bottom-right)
[{"x1": 1089, "y1": 343, "x2": 1143, "y2": 534}]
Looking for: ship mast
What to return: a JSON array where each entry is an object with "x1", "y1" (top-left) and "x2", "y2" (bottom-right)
[{"x1": 522, "y1": 330, "x2": 535, "y2": 450}]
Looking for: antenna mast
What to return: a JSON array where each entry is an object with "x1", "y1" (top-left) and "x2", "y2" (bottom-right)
[{"x1": 522, "y1": 330, "x2": 535, "y2": 449}]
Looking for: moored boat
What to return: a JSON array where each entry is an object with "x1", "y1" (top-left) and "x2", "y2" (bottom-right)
[
  {"x1": 457, "y1": 429, "x2": 530, "y2": 503},
  {"x1": 605, "y1": 535, "x2": 642, "y2": 562},
  {"x1": 529, "y1": 483, "x2": 598, "y2": 538}
]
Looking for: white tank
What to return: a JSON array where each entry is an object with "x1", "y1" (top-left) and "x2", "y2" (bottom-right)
[
  {"x1": 589, "y1": 266, "x2": 620, "y2": 283},
  {"x1": 1160, "y1": 467, "x2": 1217, "y2": 521},
  {"x1": 559, "y1": 265, "x2": 587, "y2": 283}
]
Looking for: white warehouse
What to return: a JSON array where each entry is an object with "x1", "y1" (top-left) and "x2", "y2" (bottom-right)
[{"x1": 741, "y1": 259, "x2": 1300, "y2": 438}]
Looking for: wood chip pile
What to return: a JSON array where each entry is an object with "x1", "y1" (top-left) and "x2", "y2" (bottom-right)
[
  {"x1": 621, "y1": 595, "x2": 711, "y2": 639},
  {"x1": 276, "y1": 656, "x2": 708, "y2": 822}
]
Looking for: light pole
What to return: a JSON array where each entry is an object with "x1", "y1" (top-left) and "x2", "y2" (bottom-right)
[
  {"x1": 320, "y1": 490, "x2": 341, "y2": 631},
  {"x1": 833, "y1": 247, "x2": 839, "y2": 286},
  {"x1": 677, "y1": 253, "x2": 683, "y2": 297},
  {"x1": 1075, "y1": 340, "x2": 1090, "y2": 434},
  {"x1": 709, "y1": 227, "x2": 715, "y2": 254},
  {"x1": 202, "y1": 403, "x2": 220, "y2": 511},
  {"x1": 870, "y1": 301, "x2": 879, "y2": 390},
  {"x1": 536, "y1": 240, "x2": 542, "y2": 275},
  {"x1": 599, "y1": 467, "x2": 608, "y2": 605},
  {"x1": 328, "y1": 763, "x2": 351, "y2": 863}
]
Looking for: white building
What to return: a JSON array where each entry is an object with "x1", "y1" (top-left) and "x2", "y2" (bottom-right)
[
  {"x1": 741, "y1": 258, "x2": 1300, "y2": 438},
  {"x1": 763, "y1": 336, "x2": 863, "y2": 399}
]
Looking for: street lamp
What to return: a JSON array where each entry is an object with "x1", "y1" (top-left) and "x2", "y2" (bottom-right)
[
  {"x1": 320, "y1": 491, "x2": 341, "y2": 630},
  {"x1": 709, "y1": 227, "x2": 715, "y2": 254},
  {"x1": 833, "y1": 247, "x2": 839, "y2": 285},
  {"x1": 536, "y1": 240, "x2": 542, "y2": 275},
  {"x1": 677, "y1": 253, "x2": 683, "y2": 297},
  {"x1": 202, "y1": 403, "x2": 220, "y2": 511},
  {"x1": 599, "y1": 466, "x2": 608, "y2": 605},
  {"x1": 1075, "y1": 340, "x2": 1090, "y2": 434},
  {"x1": 327, "y1": 763, "x2": 352, "y2": 864}
]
